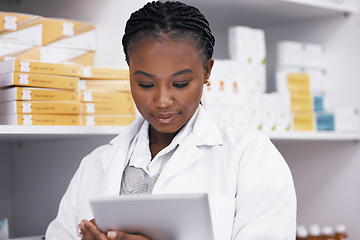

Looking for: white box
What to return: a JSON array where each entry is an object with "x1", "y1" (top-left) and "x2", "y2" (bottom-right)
[
  {"x1": 228, "y1": 26, "x2": 252, "y2": 63},
  {"x1": 334, "y1": 107, "x2": 360, "y2": 131},
  {"x1": 277, "y1": 41, "x2": 326, "y2": 68}
]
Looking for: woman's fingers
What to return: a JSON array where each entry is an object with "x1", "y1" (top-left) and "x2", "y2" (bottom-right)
[
  {"x1": 107, "y1": 231, "x2": 150, "y2": 240},
  {"x1": 78, "y1": 219, "x2": 107, "y2": 240}
]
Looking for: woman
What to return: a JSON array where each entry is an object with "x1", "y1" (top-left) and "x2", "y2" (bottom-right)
[{"x1": 46, "y1": 1, "x2": 296, "y2": 239}]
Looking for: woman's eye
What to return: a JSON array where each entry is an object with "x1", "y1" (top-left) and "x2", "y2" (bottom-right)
[
  {"x1": 172, "y1": 82, "x2": 189, "y2": 88},
  {"x1": 138, "y1": 83, "x2": 154, "y2": 88}
]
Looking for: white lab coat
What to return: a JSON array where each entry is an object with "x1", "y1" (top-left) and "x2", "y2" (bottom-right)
[{"x1": 46, "y1": 105, "x2": 296, "y2": 240}]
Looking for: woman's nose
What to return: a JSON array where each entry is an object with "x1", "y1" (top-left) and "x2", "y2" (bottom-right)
[{"x1": 154, "y1": 86, "x2": 174, "y2": 108}]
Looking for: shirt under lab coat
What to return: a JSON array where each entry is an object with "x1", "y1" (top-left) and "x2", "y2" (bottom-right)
[{"x1": 46, "y1": 105, "x2": 297, "y2": 240}]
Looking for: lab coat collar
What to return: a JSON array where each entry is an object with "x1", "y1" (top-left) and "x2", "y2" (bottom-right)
[
  {"x1": 192, "y1": 105, "x2": 224, "y2": 147},
  {"x1": 99, "y1": 105, "x2": 223, "y2": 194}
]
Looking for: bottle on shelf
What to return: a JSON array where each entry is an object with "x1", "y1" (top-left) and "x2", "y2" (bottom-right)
[
  {"x1": 334, "y1": 224, "x2": 349, "y2": 240},
  {"x1": 309, "y1": 224, "x2": 322, "y2": 240},
  {"x1": 296, "y1": 225, "x2": 309, "y2": 240},
  {"x1": 322, "y1": 226, "x2": 335, "y2": 240}
]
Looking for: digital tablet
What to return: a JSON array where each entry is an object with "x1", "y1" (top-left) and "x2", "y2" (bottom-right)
[{"x1": 90, "y1": 193, "x2": 214, "y2": 240}]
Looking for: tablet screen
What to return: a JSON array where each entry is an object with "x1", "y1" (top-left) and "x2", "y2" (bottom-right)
[{"x1": 90, "y1": 193, "x2": 214, "y2": 240}]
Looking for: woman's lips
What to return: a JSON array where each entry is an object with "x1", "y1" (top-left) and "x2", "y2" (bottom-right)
[{"x1": 152, "y1": 112, "x2": 179, "y2": 124}]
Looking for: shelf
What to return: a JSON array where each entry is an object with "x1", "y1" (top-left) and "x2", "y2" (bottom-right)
[
  {"x1": 0, "y1": 125, "x2": 122, "y2": 142},
  {"x1": 185, "y1": 0, "x2": 358, "y2": 29},
  {"x1": 1, "y1": 125, "x2": 360, "y2": 142},
  {"x1": 282, "y1": 0, "x2": 358, "y2": 13},
  {"x1": 266, "y1": 130, "x2": 360, "y2": 141}
]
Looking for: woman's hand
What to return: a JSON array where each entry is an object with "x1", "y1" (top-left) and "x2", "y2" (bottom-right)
[{"x1": 78, "y1": 219, "x2": 150, "y2": 240}]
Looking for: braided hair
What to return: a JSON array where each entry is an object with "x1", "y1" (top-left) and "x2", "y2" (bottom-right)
[{"x1": 122, "y1": 1, "x2": 215, "y2": 62}]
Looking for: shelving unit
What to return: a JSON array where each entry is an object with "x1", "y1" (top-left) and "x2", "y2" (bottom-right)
[
  {"x1": 1, "y1": 125, "x2": 360, "y2": 141},
  {"x1": 187, "y1": 0, "x2": 358, "y2": 30}
]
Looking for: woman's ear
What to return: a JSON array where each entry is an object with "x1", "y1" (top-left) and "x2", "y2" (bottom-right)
[{"x1": 204, "y1": 58, "x2": 214, "y2": 83}]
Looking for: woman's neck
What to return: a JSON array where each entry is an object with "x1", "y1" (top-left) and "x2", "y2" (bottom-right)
[{"x1": 149, "y1": 125, "x2": 178, "y2": 159}]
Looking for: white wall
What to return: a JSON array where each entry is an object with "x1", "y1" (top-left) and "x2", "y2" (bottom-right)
[
  {"x1": 0, "y1": 143, "x2": 13, "y2": 235},
  {"x1": 11, "y1": 136, "x2": 115, "y2": 237},
  {"x1": 274, "y1": 140, "x2": 360, "y2": 238}
]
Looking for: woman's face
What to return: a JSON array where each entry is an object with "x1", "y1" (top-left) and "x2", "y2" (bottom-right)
[{"x1": 127, "y1": 36, "x2": 213, "y2": 134}]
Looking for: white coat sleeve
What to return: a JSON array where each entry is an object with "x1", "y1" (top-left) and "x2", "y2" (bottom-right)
[
  {"x1": 45, "y1": 163, "x2": 84, "y2": 240},
  {"x1": 45, "y1": 145, "x2": 107, "y2": 240},
  {"x1": 232, "y1": 133, "x2": 297, "y2": 240}
]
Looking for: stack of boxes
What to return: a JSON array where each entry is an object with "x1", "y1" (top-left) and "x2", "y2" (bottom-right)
[
  {"x1": 203, "y1": 25, "x2": 268, "y2": 131},
  {"x1": 276, "y1": 40, "x2": 334, "y2": 131},
  {"x1": 0, "y1": 59, "x2": 81, "y2": 125},
  {"x1": 79, "y1": 66, "x2": 135, "y2": 126},
  {"x1": 0, "y1": 11, "x2": 136, "y2": 126},
  {"x1": 0, "y1": 12, "x2": 95, "y2": 64}
]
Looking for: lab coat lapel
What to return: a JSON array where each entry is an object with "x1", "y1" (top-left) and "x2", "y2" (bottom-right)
[
  {"x1": 100, "y1": 117, "x2": 144, "y2": 195},
  {"x1": 155, "y1": 135, "x2": 203, "y2": 188},
  {"x1": 155, "y1": 105, "x2": 223, "y2": 187}
]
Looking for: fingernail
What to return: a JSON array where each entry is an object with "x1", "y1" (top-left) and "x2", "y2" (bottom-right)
[{"x1": 107, "y1": 231, "x2": 117, "y2": 238}]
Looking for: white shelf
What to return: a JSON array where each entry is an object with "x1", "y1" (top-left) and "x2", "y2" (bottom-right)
[
  {"x1": 186, "y1": 0, "x2": 358, "y2": 29},
  {"x1": 266, "y1": 130, "x2": 360, "y2": 141},
  {"x1": 282, "y1": 0, "x2": 358, "y2": 13},
  {"x1": 1, "y1": 125, "x2": 360, "y2": 141},
  {"x1": 0, "y1": 125, "x2": 122, "y2": 141}
]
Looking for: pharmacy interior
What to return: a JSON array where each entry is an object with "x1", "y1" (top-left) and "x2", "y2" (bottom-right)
[{"x1": 0, "y1": 0, "x2": 359, "y2": 239}]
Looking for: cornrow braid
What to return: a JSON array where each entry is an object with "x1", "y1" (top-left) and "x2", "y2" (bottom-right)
[{"x1": 122, "y1": 1, "x2": 215, "y2": 62}]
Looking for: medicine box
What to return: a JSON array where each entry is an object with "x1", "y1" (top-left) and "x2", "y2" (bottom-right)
[
  {"x1": 80, "y1": 114, "x2": 135, "y2": 126},
  {"x1": 0, "y1": 87, "x2": 79, "y2": 102},
  {"x1": 316, "y1": 112, "x2": 334, "y2": 131},
  {"x1": 0, "y1": 113, "x2": 80, "y2": 125},
  {"x1": 81, "y1": 102, "x2": 135, "y2": 115},
  {"x1": 81, "y1": 66, "x2": 129, "y2": 79},
  {"x1": 290, "y1": 93, "x2": 313, "y2": 112},
  {"x1": 0, "y1": 12, "x2": 96, "y2": 50},
  {"x1": 80, "y1": 90, "x2": 132, "y2": 103},
  {"x1": 0, "y1": 72, "x2": 79, "y2": 90},
  {"x1": 78, "y1": 79, "x2": 131, "y2": 92},
  {"x1": 334, "y1": 107, "x2": 360, "y2": 131},
  {"x1": 1, "y1": 45, "x2": 94, "y2": 65},
  {"x1": 0, "y1": 100, "x2": 81, "y2": 114},
  {"x1": 292, "y1": 112, "x2": 315, "y2": 131},
  {"x1": 0, "y1": 59, "x2": 82, "y2": 77}
]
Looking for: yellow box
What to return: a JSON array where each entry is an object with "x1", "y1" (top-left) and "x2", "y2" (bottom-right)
[
  {"x1": 0, "y1": 113, "x2": 80, "y2": 125},
  {"x1": 0, "y1": 59, "x2": 82, "y2": 76},
  {"x1": 0, "y1": 12, "x2": 42, "y2": 45},
  {"x1": 81, "y1": 66, "x2": 129, "y2": 79},
  {"x1": 287, "y1": 73, "x2": 310, "y2": 93},
  {"x1": 42, "y1": 17, "x2": 96, "y2": 50},
  {"x1": 0, "y1": 100, "x2": 81, "y2": 114},
  {"x1": 80, "y1": 90, "x2": 132, "y2": 103},
  {"x1": 0, "y1": 72, "x2": 78, "y2": 90},
  {"x1": 292, "y1": 112, "x2": 315, "y2": 131},
  {"x1": 290, "y1": 93, "x2": 313, "y2": 112},
  {"x1": 0, "y1": 13, "x2": 96, "y2": 50},
  {"x1": 81, "y1": 102, "x2": 135, "y2": 115},
  {"x1": 78, "y1": 79, "x2": 130, "y2": 92},
  {"x1": 0, "y1": 87, "x2": 79, "y2": 102},
  {"x1": 0, "y1": 46, "x2": 94, "y2": 65},
  {"x1": 81, "y1": 114, "x2": 135, "y2": 126}
]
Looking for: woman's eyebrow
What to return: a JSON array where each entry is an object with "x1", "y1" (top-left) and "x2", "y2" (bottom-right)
[
  {"x1": 172, "y1": 69, "x2": 194, "y2": 76},
  {"x1": 134, "y1": 70, "x2": 155, "y2": 78}
]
